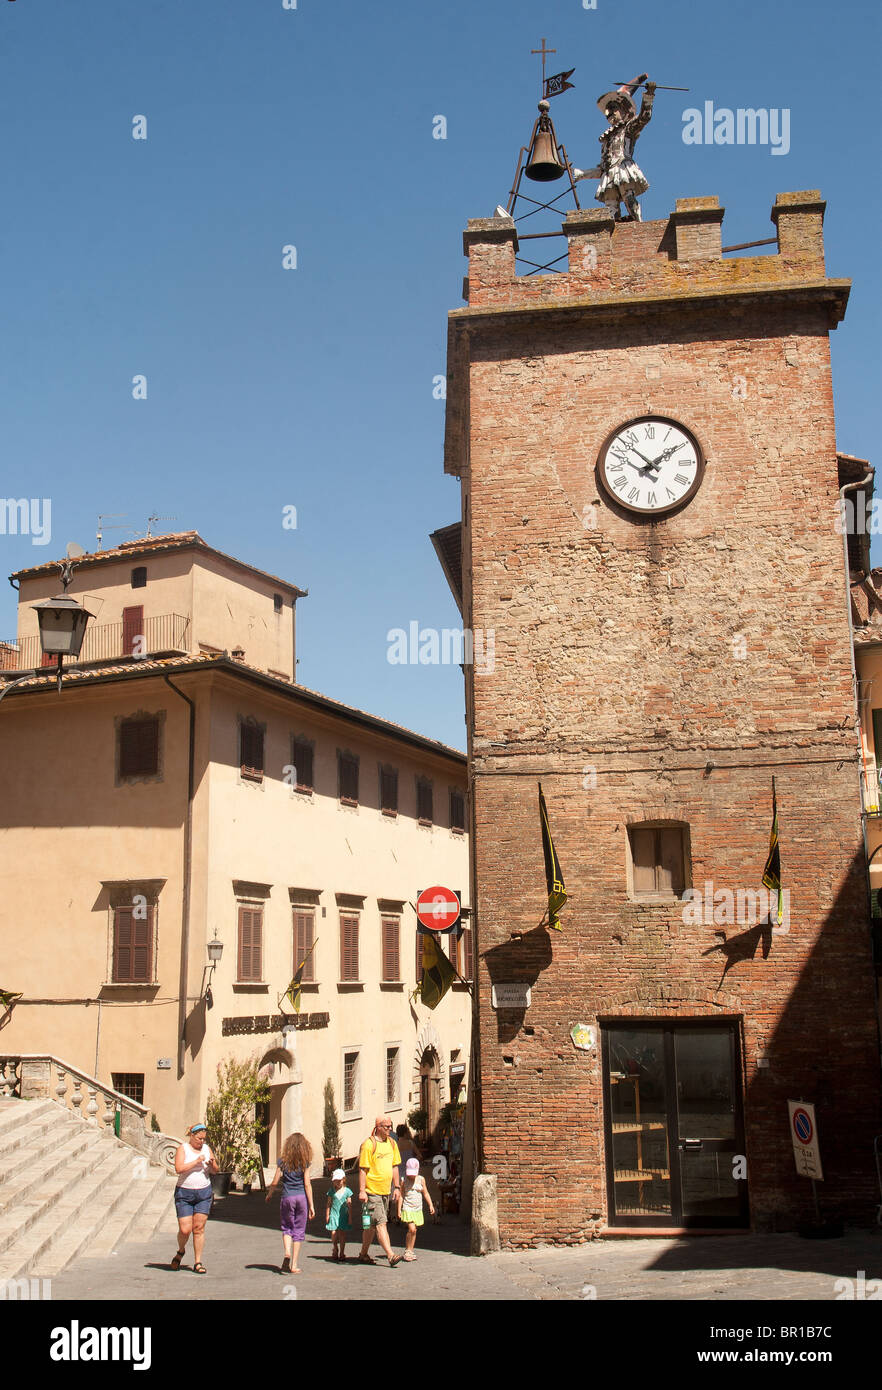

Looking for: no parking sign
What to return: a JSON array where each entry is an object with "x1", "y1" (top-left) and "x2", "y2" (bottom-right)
[{"x1": 788, "y1": 1100, "x2": 823, "y2": 1180}]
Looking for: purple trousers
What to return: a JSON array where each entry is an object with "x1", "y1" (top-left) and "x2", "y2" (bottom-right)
[{"x1": 280, "y1": 1192, "x2": 308, "y2": 1240}]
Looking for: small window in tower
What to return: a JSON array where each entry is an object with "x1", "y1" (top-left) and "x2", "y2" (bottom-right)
[
  {"x1": 131, "y1": 567, "x2": 147, "y2": 589},
  {"x1": 628, "y1": 823, "x2": 690, "y2": 899}
]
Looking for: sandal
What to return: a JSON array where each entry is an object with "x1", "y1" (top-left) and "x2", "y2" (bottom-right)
[
  {"x1": 403, "y1": 1253, "x2": 416, "y2": 1261},
  {"x1": 389, "y1": 1254, "x2": 402, "y2": 1267},
  {"x1": 193, "y1": 1263, "x2": 207, "y2": 1275},
  {"x1": 358, "y1": 1253, "x2": 376, "y2": 1264},
  {"x1": 170, "y1": 1251, "x2": 184, "y2": 1270}
]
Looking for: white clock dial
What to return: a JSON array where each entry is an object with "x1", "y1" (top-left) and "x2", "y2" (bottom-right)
[{"x1": 598, "y1": 417, "x2": 704, "y2": 515}]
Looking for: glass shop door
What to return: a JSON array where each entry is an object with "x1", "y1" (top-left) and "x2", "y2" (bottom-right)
[{"x1": 603, "y1": 1022, "x2": 747, "y2": 1228}]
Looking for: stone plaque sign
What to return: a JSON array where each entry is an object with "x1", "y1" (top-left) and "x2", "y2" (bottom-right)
[{"x1": 491, "y1": 982, "x2": 531, "y2": 1010}]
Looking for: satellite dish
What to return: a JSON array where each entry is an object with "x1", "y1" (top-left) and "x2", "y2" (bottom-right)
[{"x1": 66, "y1": 542, "x2": 87, "y2": 559}]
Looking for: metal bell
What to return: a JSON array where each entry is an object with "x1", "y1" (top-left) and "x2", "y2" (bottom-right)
[{"x1": 525, "y1": 102, "x2": 565, "y2": 182}]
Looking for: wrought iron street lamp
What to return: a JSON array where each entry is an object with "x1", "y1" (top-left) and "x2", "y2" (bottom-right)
[{"x1": 29, "y1": 559, "x2": 94, "y2": 692}]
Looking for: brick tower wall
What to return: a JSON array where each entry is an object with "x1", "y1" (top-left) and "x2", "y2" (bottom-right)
[{"x1": 446, "y1": 195, "x2": 882, "y2": 1244}]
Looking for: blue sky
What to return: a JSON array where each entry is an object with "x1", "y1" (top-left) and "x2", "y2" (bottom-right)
[{"x1": 1, "y1": 0, "x2": 879, "y2": 750}]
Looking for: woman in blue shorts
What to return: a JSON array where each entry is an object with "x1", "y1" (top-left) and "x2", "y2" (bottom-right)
[{"x1": 172, "y1": 1122, "x2": 218, "y2": 1274}]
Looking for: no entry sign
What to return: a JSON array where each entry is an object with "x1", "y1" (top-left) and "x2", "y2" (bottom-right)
[{"x1": 416, "y1": 886, "x2": 461, "y2": 932}]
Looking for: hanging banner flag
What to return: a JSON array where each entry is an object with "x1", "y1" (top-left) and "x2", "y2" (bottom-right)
[
  {"x1": 762, "y1": 778, "x2": 783, "y2": 926},
  {"x1": 413, "y1": 927, "x2": 457, "y2": 1010},
  {"x1": 545, "y1": 68, "x2": 575, "y2": 99},
  {"x1": 539, "y1": 782, "x2": 567, "y2": 930},
  {"x1": 281, "y1": 939, "x2": 319, "y2": 1014}
]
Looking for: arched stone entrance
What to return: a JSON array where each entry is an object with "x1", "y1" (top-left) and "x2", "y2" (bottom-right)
[
  {"x1": 257, "y1": 1041, "x2": 302, "y2": 1165},
  {"x1": 419, "y1": 1047, "x2": 441, "y2": 1140}
]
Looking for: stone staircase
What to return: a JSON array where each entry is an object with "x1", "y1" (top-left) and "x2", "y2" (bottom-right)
[{"x1": 0, "y1": 1096, "x2": 178, "y2": 1280}]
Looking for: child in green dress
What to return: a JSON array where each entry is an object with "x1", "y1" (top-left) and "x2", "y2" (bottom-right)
[
  {"x1": 395, "y1": 1158, "x2": 435, "y2": 1261},
  {"x1": 325, "y1": 1168, "x2": 353, "y2": 1261}
]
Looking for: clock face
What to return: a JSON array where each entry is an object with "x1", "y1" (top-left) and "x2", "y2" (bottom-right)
[{"x1": 597, "y1": 417, "x2": 705, "y2": 515}]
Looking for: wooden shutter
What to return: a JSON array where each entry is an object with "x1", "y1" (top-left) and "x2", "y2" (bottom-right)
[
  {"x1": 658, "y1": 828, "x2": 685, "y2": 896},
  {"x1": 293, "y1": 740, "x2": 313, "y2": 791},
  {"x1": 631, "y1": 827, "x2": 657, "y2": 894},
  {"x1": 450, "y1": 789, "x2": 465, "y2": 830},
  {"x1": 339, "y1": 914, "x2": 359, "y2": 981},
  {"x1": 119, "y1": 717, "x2": 159, "y2": 777},
  {"x1": 417, "y1": 780, "x2": 433, "y2": 822},
  {"x1": 240, "y1": 723, "x2": 264, "y2": 777},
  {"x1": 459, "y1": 923, "x2": 473, "y2": 979},
  {"x1": 113, "y1": 905, "x2": 153, "y2": 983},
  {"x1": 293, "y1": 910, "x2": 315, "y2": 981},
  {"x1": 380, "y1": 768, "x2": 398, "y2": 813},
  {"x1": 339, "y1": 754, "x2": 358, "y2": 802},
  {"x1": 238, "y1": 905, "x2": 263, "y2": 981},
  {"x1": 381, "y1": 916, "x2": 400, "y2": 982},
  {"x1": 123, "y1": 606, "x2": 144, "y2": 657}
]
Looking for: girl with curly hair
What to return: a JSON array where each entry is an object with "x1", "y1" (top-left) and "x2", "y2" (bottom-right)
[{"x1": 266, "y1": 1131, "x2": 315, "y2": 1274}]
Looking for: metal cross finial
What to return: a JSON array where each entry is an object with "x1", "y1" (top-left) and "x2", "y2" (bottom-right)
[{"x1": 531, "y1": 37, "x2": 556, "y2": 93}]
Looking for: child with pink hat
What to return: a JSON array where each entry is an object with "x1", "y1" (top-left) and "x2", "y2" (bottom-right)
[{"x1": 395, "y1": 1158, "x2": 435, "y2": 1261}]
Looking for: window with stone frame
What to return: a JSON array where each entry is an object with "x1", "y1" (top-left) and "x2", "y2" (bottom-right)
[
  {"x1": 112, "y1": 904, "x2": 155, "y2": 983},
  {"x1": 239, "y1": 720, "x2": 265, "y2": 782},
  {"x1": 416, "y1": 777, "x2": 433, "y2": 825},
  {"x1": 385, "y1": 1046, "x2": 400, "y2": 1108},
  {"x1": 628, "y1": 823, "x2": 689, "y2": 899},
  {"x1": 450, "y1": 787, "x2": 466, "y2": 832},
  {"x1": 237, "y1": 903, "x2": 264, "y2": 981},
  {"x1": 343, "y1": 1050, "x2": 361, "y2": 1116},
  {"x1": 293, "y1": 908, "x2": 315, "y2": 982},
  {"x1": 380, "y1": 765, "x2": 398, "y2": 817},
  {"x1": 339, "y1": 913, "x2": 360, "y2": 981},
  {"x1": 112, "y1": 1073, "x2": 145, "y2": 1105},
  {"x1": 338, "y1": 750, "x2": 359, "y2": 805},
  {"x1": 291, "y1": 736, "x2": 314, "y2": 793},
  {"x1": 118, "y1": 715, "x2": 160, "y2": 779},
  {"x1": 381, "y1": 915, "x2": 400, "y2": 982}
]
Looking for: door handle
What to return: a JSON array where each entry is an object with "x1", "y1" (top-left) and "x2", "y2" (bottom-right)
[{"x1": 680, "y1": 1138, "x2": 703, "y2": 1151}]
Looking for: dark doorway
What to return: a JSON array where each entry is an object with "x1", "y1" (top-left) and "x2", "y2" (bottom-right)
[
  {"x1": 256, "y1": 1100, "x2": 270, "y2": 1167},
  {"x1": 602, "y1": 1021, "x2": 748, "y2": 1228}
]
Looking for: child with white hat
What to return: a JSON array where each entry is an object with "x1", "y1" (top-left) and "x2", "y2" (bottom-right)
[{"x1": 325, "y1": 1168, "x2": 353, "y2": 1262}]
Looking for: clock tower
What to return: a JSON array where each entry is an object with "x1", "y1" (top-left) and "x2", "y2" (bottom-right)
[{"x1": 443, "y1": 194, "x2": 882, "y2": 1242}]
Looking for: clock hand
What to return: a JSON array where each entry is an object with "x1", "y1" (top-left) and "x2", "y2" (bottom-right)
[
  {"x1": 630, "y1": 447, "x2": 658, "y2": 469},
  {"x1": 650, "y1": 443, "x2": 686, "y2": 467}
]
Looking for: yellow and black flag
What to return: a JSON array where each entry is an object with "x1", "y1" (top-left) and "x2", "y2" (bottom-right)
[
  {"x1": 539, "y1": 782, "x2": 567, "y2": 931},
  {"x1": 762, "y1": 778, "x2": 783, "y2": 927},
  {"x1": 282, "y1": 940, "x2": 318, "y2": 1014},
  {"x1": 413, "y1": 928, "x2": 457, "y2": 1010}
]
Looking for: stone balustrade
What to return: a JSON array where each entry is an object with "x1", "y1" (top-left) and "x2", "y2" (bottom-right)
[{"x1": 0, "y1": 1054, "x2": 180, "y2": 1172}]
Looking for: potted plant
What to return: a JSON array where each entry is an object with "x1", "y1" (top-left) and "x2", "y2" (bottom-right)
[
  {"x1": 205, "y1": 1055, "x2": 271, "y2": 1197},
  {"x1": 407, "y1": 1106, "x2": 429, "y2": 1147},
  {"x1": 322, "y1": 1078, "x2": 342, "y2": 1176}
]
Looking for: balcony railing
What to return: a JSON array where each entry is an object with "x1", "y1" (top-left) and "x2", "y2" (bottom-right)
[{"x1": 0, "y1": 613, "x2": 191, "y2": 672}]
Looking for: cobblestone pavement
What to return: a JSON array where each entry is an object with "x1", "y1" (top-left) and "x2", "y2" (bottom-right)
[{"x1": 45, "y1": 1191, "x2": 882, "y2": 1302}]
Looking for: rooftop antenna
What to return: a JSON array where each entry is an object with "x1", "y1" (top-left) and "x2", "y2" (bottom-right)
[
  {"x1": 96, "y1": 514, "x2": 134, "y2": 551},
  {"x1": 144, "y1": 513, "x2": 177, "y2": 539}
]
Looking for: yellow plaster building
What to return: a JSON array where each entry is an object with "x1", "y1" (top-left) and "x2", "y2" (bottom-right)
[{"x1": 0, "y1": 534, "x2": 471, "y2": 1167}]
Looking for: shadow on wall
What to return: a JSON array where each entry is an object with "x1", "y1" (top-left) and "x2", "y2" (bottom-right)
[{"x1": 482, "y1": 925, "x2": 553, "y2": 1043}]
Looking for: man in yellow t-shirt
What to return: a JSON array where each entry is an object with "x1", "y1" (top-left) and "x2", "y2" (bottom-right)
[{"x1": 357, "y1": 1116, "x2": 402, "y2": 1265}]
